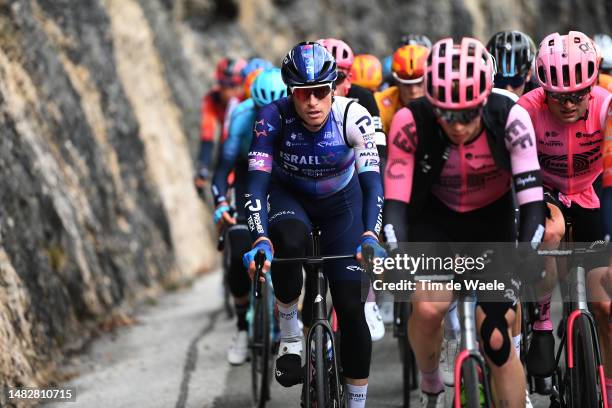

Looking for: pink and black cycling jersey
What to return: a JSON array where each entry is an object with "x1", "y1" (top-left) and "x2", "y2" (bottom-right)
[
  {"x1": 517, "y1": 86, "x2": 612, "y2": 208},
  {"x1": 385, "y1": 103, "x2": 541, "y2": 213}
]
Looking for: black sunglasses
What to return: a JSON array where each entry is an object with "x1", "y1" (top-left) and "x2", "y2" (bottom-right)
[
  {"x1": 494, "y1": 74, "x2": 526, "y2": 89},
  {"x1": 434, "y1": 106, "x2": 483, "y2": 125},
  {"x1": 545, "y1": 87, "x2": 591, "y2": 105}
]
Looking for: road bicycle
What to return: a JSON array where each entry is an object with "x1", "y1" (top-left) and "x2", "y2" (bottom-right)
[
  {"x1": 251, "y1": 250, "x2": 279, "y2": 407},
  {"x1": 271, "y1": 226, "x2": 355, "y2": 407},
  {"x1": 536, "y1": 242, "x2": 609, "y2": 408}
]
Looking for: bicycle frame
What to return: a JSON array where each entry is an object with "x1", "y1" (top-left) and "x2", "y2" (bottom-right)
[{"x1": 453, "y1": 286, "x2": 493, "y2": 408}]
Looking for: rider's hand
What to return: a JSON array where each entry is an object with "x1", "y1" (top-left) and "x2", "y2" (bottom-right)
[
  {"x1": 243, "y1": 238, "x2": 273, "y2": 282},
  {"x1": 516, "y1": 243, "x2": 546, "y2": 284},
  {"x1": 214, "y1": 202, "x2": 236, "y2": 230},
  {"x1": 356, "y1": 233, "x2": 387, "y2": 266},
  {"x1": 193, "y1": 168, "x2": 209, "y2": 196}
]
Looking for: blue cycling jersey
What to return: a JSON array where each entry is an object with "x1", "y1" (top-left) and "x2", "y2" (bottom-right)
[
  {"x1": 245, "y1": 96, "x2": 384, "y2": 241},
  {"x1": 211, "y1": 99, "x2": 256, "y2": 204}
]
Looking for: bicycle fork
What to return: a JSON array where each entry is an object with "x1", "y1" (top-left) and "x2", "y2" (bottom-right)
[{"x1": 454, "y1": 292, "x2": 493, "y2": 408}]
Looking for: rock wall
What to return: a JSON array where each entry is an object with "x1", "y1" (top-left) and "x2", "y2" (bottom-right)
[{"x1": 0, "y1": 0, "x2": 609, "y2": 394}]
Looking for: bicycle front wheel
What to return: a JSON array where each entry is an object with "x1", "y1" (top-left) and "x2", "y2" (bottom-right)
[
  {"x1": 251, "y1": 286, "x2": 271, "y2": 408},
  {"x1": 569, "y1": 314, "x2": 600, "y2": 407}
]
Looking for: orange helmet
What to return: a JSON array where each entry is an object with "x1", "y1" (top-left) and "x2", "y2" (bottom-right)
[
  {"x1": 351, "y1": 54, "x2": 383, "y2": 90},
  {"x1": 392, "y1": 45, "x2": 429, "y2": 84},
  {"x1": 243, "y1": 68, "x2": 263, "y2": 99}
]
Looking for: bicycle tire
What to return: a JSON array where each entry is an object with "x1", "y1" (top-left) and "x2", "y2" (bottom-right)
[
  {"x1": 222, "y1": 240, "x2": 234, "y2": 319},
  {"x1": 394, "y1": 302, "x2": 412, "y2": 408},
  {"x1": 314, "y1": 325, "x2": 328, "y2": 407},
  {"x1": 569, "y1": 314, "x2": 600, "y2": 408},
  {"x1": 461, "y1": 358, "x2": 481, "y2": 408},
  {"x1": 251, "y1": 286, "x2": 270, "y2": 408},
  {"x1": 326, "y1": 307, "x2": 348, "y2": 407}
]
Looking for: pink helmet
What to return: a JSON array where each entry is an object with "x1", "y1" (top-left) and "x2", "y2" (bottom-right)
[
  {"x1": 535, "y1": 31, "x2": 598, "y2": 92},
  {"x1": 317, "y1": 38, "x2": 354, "y2": 71},
  {"x1": 425, "y1": 37, "x2": 493, "y2": 110}
]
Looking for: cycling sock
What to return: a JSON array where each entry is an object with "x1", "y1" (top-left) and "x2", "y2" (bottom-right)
[
  {"x1": 512, "y1": 334, "x2": 521, "y2": 358},
  {"x1": 606, "y1": 377, "x2": 612, "y2": 405},
  {"x1": 444, "y1": 300, "x2": 460, "y2": 339},
  {"x1": 534, "y1": 293, "x2": 553, "y2": 331},
  {"x1": 235, "y1": 303, "x2": 248, "y2": 331},
  {"x1": 420, "y1": 367, "x2": 444, "y2": 394},
  {"x1": 366, "y1": 284, "x2": 376, "y2": 302},
  {"x1": 278, "y1": 303, "x2": 301, "y2": 339},
  {"x1": 347, "y1": 383, "x2": 367, "y2": 408}
]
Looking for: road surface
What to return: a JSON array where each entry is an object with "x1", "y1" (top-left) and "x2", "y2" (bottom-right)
[{"x1": 49, "y1": 269, "x2": 559, "y2": 407}]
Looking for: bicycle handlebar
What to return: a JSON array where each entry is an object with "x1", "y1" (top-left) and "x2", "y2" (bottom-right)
[
  {"x1": 272, "y1": 254, "x2": 355, "y2": 264},
  {"x1": 537, "y1": 244, "x2": 609, "y2": 257}
]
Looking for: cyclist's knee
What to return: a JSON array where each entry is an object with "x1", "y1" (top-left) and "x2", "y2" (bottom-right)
[
  {"x1": 411, "y1": 301, "x2": 446, "y2": 331},
  {"x1": 479, "y1": 303, "x2": 513, "y2": 367},
  {"x1": 543, "y1": 203, "x2": 565, "y2": 244},
  {"x1": 269, "y1": 219, "x2": 309, "y2": 256}
]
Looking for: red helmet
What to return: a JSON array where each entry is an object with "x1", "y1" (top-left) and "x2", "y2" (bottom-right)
[
  {"x1": 535, "y1": 31, "x2": 598, "y2": 92},
  {"x1": 318, "y1": 38, "x2": 354, "y2": 71},
  {"x1": 425, "y1": 37, "x2": 493, "y2": 109},
  {"x1": 215, "y1": 57, "x2": 247, "y2": 86}
]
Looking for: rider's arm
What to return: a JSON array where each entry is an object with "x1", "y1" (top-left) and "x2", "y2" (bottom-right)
[
  {"x1": 244, "y1": 103, "x2": 280, "y2": 243},
  {"x1": 504, "y1": 103, "x2": 546, "y2": 245},
  {"x1": 211, "y1": 103, "x2": 251, "y2": 204},
  {"x1": 197, "y1": 94, "x2": 218, "y2": 172},
  {"x1": 345, "y1": 102, "x2": 384, "y2": 236},
  {"x1": 382, "y1": 107, "x2": 417, "y2": 244},
  {"x1": 350, "y1": 85, "x2": 387, "y2": 160},
  {"x1": 602, "y1": 99, "x2": 612, "y2": 242}
]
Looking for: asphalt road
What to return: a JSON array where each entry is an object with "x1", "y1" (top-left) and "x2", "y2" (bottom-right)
[{"x1": 49, "y1": 269, "x2": 559, "y2": 407}]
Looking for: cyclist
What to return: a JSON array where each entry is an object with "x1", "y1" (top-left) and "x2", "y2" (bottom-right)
[
  {"x1": 375, "y1": 44, "x2": 429, "y2": 135},
  {"x1": 351, "y1": 54, "x2": 383, "y2": 92},
  {"x1": 319, "y1": 38, "x2": 387, "y2": 340},
  {"x1": 486, "y1": 29, "x2": 539, "y2": 404},
  {"x1": 383, "y1": 37, "x2": 545, "y2": 407},
  {"x1": 242, "y1": 58, "x2": 272, "y2": 99},
  {"x1": 517, "y1": 32, "x2": 612, "y2": 401},
  {"x1": 194, "y1": 57, "x2": 246, "y2": 197},
  {"x1": 242, "y1": 42, "x2": 385, "y2": 408},
  {"x1": 487, "y1": 30, "x2": 538, "y2": 99},
  {"x1": 594, "y1": 34, "x2": 612, "y2": 92},
  {"x1": 211, "y1": 67, "x2": 286, "y2": 365}
]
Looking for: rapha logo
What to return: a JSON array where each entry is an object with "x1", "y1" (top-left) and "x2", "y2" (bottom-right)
[
  {"x1": 285, "y1": 117, "x2": 296, "y2": 124},
  {"x1": 516, "y1": 174, "x2": 536, "y2": 186}
]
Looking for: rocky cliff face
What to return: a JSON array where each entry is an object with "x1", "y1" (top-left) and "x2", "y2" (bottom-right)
[{"x1": 0, "y1": 0, "x2": 609, "y2": 395}]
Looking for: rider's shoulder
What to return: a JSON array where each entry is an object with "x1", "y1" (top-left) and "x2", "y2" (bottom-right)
[
  {"x1": 233, "y1": 98, "x2": 256, "y2": 116},
  {"x1": 374, "y1": 86, "x2": 399, "y2": 106},
  {"x1": 517, "y1": 87, "x2": 545, "y2": 110},
  {"x1": 591, "y1": 85, "x2": 611, "y2": 101}
]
